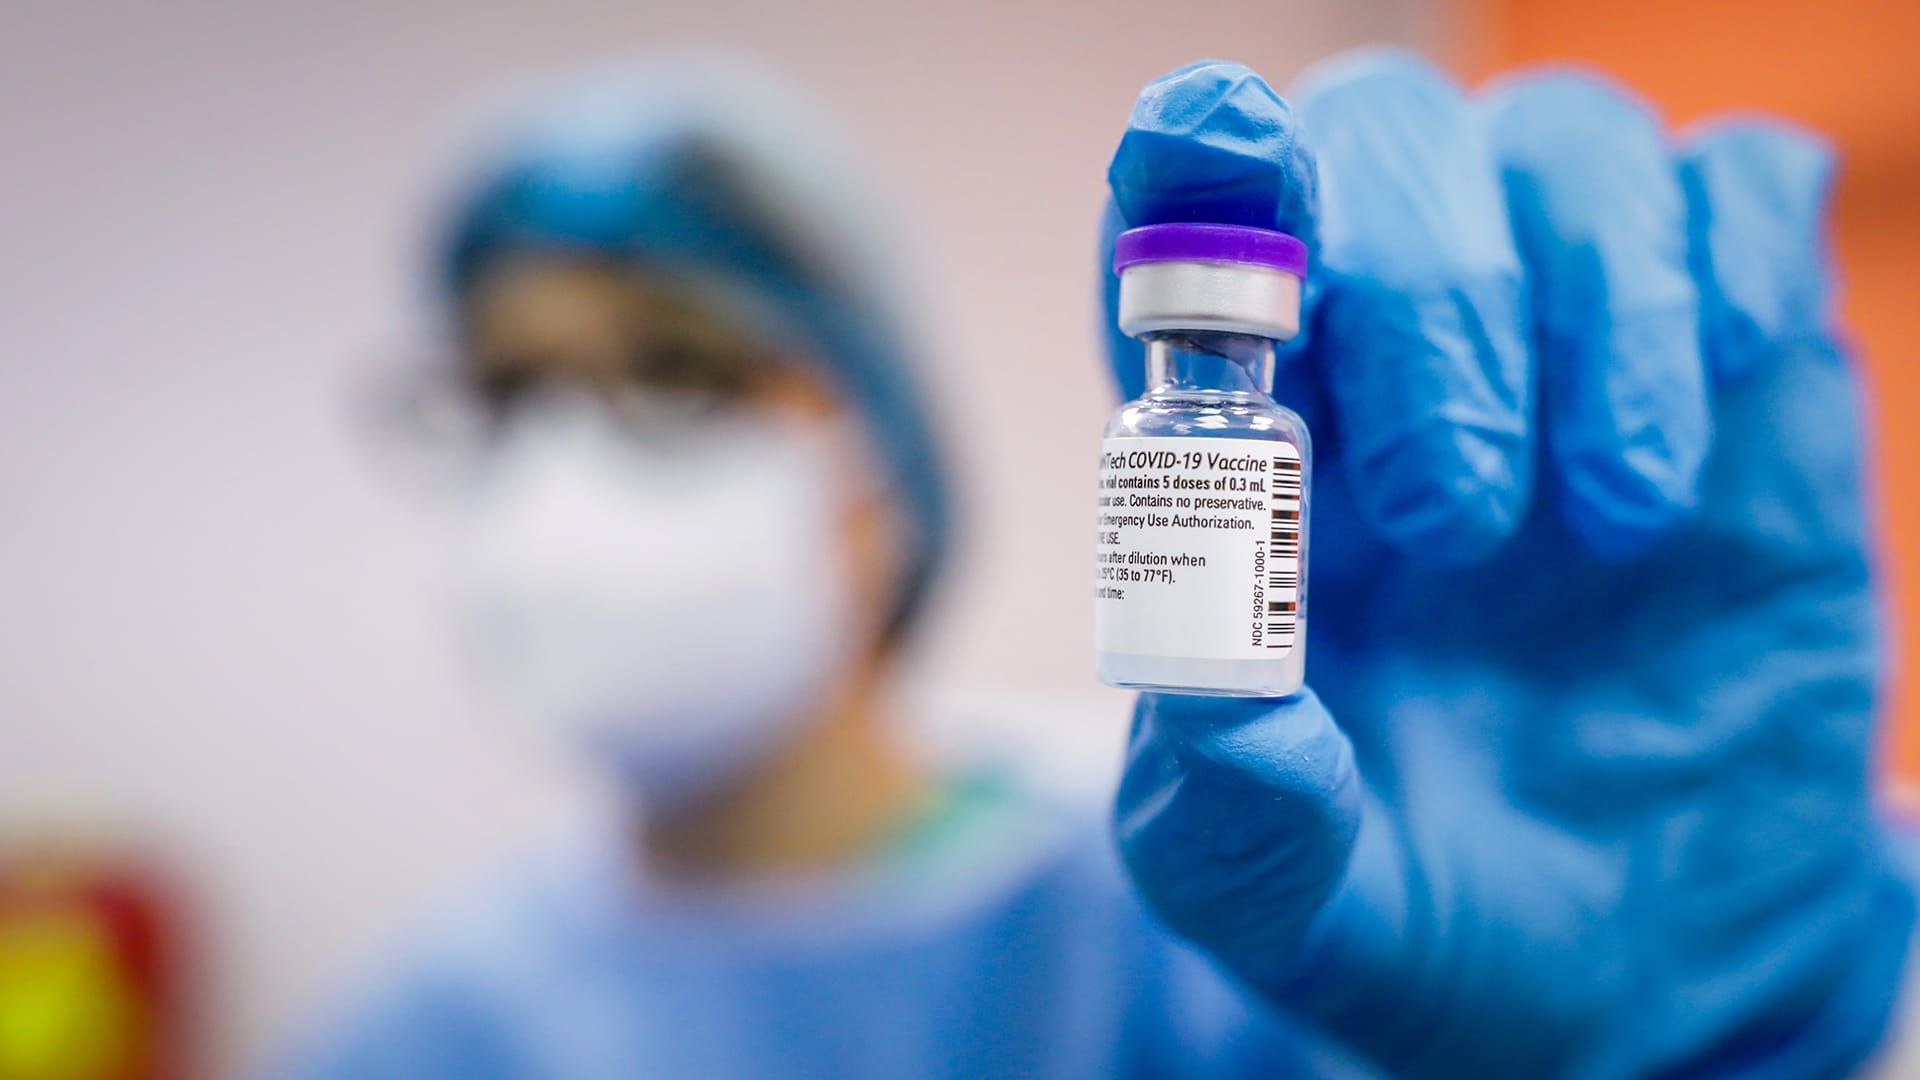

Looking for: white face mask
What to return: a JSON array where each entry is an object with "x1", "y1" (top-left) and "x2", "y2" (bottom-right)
[{"x1": 445, "y1": 393, "x2": 864, "y2": 808}]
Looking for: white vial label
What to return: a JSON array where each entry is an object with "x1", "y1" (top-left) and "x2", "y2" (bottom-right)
[{"x1": 1095, "y1": 436, "x2": 1301, "y2": 661}]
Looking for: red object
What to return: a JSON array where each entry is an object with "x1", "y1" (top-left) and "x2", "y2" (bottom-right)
[{"x1": 0, "y1": 846, "x2": 192, "y2": 1080}]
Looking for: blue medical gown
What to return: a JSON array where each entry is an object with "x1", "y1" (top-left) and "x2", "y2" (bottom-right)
[{"x1": 278, "y1": 775, "x2": 1356, "y2": 1079}]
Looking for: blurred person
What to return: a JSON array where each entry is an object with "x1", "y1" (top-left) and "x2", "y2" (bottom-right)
[
  {"x1": 281, "y1": 51, "x2": 1321, "y2": 1080},
  {"x1": 281, "y1": 43, "x2": 1920, "y2": 1080}
]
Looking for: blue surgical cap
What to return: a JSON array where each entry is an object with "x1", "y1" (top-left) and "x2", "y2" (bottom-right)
[{"x1": 432, "y1": 50, "x2": 953, "y2": 638}]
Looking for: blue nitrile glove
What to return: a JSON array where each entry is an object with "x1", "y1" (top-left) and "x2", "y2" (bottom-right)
[{"x1": 1102, "y1": 51, "x2": 1917, "y2": 1078}]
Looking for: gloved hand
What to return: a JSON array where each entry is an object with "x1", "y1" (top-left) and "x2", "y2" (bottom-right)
[{"x1": 1103, "y1": 51, "x2": 1917, "y2": 1078}]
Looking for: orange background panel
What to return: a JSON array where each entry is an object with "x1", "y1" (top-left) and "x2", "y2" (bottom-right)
[{"x1": 1463, "y1": 0, "x2": 1920, "y2": 790}]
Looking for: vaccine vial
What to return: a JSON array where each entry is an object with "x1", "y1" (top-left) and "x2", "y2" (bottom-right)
[{"x1": 1096, "y1": 223, "x2": 1310, "y2": 697}]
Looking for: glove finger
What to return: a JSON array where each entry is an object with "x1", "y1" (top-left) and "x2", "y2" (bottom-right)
[
  {"x1": 1102, "y1": 60, "x2": 1318, "y2": 402},
  {"x1": 1673, "y1": 122, "x2": 1868, "y2": 585},
  {"x1": 1114, "y1": 690, "x2": 1412, "y2": 1021},
  {"x1": 1677, "y1": 120, "x2": 1841, "y2": 384},
  {"x1": 1290, "y1": 48, "x2": 1534, "y2": 564},
  {"x1": 1488, "y1": 70, "x2": 1710, "y2": 558}
]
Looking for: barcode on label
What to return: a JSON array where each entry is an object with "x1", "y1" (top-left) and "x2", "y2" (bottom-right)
[{"x1": 1266, "y1": 454, "x2": 1303, "y2": 647}]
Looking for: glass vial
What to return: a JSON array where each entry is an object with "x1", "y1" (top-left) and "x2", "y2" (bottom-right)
[{"x1": 1096, "y1": 223, "x2": 1310, "y2": 697}]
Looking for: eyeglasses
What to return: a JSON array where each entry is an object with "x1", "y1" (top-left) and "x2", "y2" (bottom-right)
[{"x1": 350, "y1": 261, "x2": 820, "y2": 493}]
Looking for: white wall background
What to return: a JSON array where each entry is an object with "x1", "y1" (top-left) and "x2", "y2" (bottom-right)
[{"x1": 0, "y1": 1, "x2": 1450, "y2": 1071}]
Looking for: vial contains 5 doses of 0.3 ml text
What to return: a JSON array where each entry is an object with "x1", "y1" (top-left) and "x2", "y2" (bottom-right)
[{"x1": 1096, "y1": 223, "x2": 1310, "y2": 697}]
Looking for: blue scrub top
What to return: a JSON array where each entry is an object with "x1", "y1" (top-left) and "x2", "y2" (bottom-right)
[{"x1": 278, "y1": 771, "x2": 1367, "y2": 1079}]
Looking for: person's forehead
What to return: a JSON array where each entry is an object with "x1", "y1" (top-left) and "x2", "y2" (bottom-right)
[
  {"x1": 463, "y1": 254, "x2": 847, "y2": 417},
  {"x1": 468, "y1": 257, "x2": 709, "y2": 339},
  {"x1": 463, "y1": 256, "x2": 776, "y2": 375}
]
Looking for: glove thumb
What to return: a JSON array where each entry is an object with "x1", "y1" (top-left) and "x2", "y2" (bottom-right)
[
  {"x1": 1116, "y1": 690, "x2": 1360, "y2": 952},
  {"x1": 1115, "y1": 690, "x2": 1412, "y2": 1023}
]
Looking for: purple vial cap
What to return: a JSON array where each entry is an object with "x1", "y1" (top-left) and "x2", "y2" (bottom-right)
[{"x1": 1112, "y1": 222, "x2": 1308, "y2": 278}]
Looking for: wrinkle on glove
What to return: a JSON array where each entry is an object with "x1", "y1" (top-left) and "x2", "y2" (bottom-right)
[
  {"x1": 1292, "y1": 51, "x2": 1534, "y2": 564},
  {"x1": 1489, "y1": 70, "x2": 1709, "y2": 556}
]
